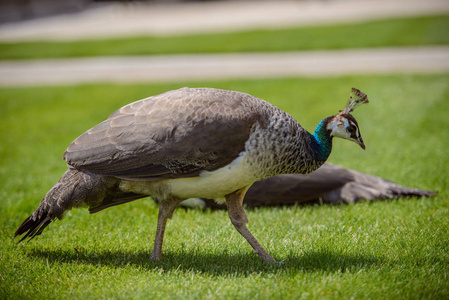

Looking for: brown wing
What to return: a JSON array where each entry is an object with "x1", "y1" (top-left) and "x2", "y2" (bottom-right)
[{"x1": 63, "y1": 88, "x2": 264, "y2": 181}]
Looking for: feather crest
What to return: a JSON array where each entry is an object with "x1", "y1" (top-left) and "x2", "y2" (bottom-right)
[{"x1": 343, "y1": 88, "x2": 369, "y2": 114}]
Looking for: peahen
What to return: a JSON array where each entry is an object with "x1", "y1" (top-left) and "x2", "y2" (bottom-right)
[
  {"x1": 15, "y1": 87, "x2": 368, "y2": 263},
  {"x1": 184, "y1": 163, "x2": 436, "y2": 210}
]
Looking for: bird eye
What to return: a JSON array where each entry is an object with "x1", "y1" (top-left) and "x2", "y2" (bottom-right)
[{"x1": 347, "y1": 126, "x2": 356, "y2": 133}]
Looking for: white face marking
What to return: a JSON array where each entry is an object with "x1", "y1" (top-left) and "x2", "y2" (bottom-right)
[
  {"x1": 327, "y1": 116, "x2": 361, "y2": 143},
  {"x1": 328, "y1": 118, "x2": 351, "y2": 139}
]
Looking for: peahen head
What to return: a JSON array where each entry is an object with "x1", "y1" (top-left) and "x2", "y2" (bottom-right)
[
  {"x1": 327, "y1": 112, "x2": 366, "y2": 150},
  {"x1": 311, "y1": 88, "x2": 368, "y2": 161},
  {"x1": 326, "y1": 88, "x2": 368, "y2": 150}
]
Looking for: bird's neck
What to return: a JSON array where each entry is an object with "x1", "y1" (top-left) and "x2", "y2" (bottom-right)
[{"x1": 310, "y1": 117, "x2": 333, "y2": 162}]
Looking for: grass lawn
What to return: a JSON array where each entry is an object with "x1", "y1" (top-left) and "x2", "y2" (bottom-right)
[
  {"x1": 0, "y1": 74, "x2": 448, "y2": 299},
  {"x1": 0, "y1": 15, "x2": 448, "y2": 60}
]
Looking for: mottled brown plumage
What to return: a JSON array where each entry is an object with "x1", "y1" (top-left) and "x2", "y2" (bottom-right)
[{"x1": 64, "y1": 88, "x2": 264, "y2": 180}]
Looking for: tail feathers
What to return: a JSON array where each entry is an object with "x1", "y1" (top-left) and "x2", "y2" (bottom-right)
[
  {"x1": 14, "y1": 212, "x2": 52, "y2": 243},
  {"x1": 390, "y1": 186, "x2": 436, "y2": 198},
  {"x1": 14, "y1": 167, "x2": 115, "y2": 243}
]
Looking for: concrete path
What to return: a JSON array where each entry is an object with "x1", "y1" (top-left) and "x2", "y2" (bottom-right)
[
  {"x1": 1, "y1": 47, "x2": 448, "y2": 87},
  {"x1": 1, "y1": 0, "x2": 448, "y2": 42}
]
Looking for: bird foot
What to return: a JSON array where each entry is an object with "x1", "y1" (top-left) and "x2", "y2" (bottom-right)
[
  {"x1": 149, "y1": 251, "x2": 161, "y2": 261},
  {"x1": 255, "y1": 250, "x2": 277, "y2": 264}
]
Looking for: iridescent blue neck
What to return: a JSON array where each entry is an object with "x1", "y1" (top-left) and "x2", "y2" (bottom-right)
[{"x1": 309, "y1": 117, "x2": 333, "y2": 162}]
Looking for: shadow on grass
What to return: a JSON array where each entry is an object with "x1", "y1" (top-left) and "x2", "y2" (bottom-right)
[{"x1": 26, "y1": 247, "x2": 384, "y2": 276}]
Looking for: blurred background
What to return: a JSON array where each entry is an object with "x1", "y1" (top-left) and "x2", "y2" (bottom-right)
[
  {"x1": 3, "y1": 0, "x2": 445, "y2": 25},
  {"x1": 1, "y1": 0, "x2": 448, "y2": 86}
]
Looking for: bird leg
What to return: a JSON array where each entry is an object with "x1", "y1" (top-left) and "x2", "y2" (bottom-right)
[
  {"x1": 225, "y1": 186, "x2": 277, "y2": 263},
  {"x1": 149, "y1": 198, "x2": 182, "y2": 261}
]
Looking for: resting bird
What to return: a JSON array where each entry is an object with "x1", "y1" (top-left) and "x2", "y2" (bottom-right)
[
  {"x1": 186, "y1": 163, "x2": 436, "y2": 209},
  {"x1": 15, "y1": 87, "x2": 368, "y2": 263}
]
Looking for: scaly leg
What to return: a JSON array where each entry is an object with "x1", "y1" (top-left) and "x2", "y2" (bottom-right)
[
  {"x1": 225, "y1": 186, "x2": 277, "y2": 263},
  {"x1": 149, "y1": 198, "x2": 182, "y2": 261}
]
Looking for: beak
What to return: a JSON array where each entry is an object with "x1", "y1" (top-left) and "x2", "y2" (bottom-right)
[{"x1": 357, "y1": 136, "x2": 366, "y2": 150}]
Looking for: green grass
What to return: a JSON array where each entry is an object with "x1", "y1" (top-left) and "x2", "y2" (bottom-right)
[
  {"x1": 0, "y1": 74, "x2": 448, "y2": 299},
  {"x1": 1, "y1": 15, "x2": 448, "y2": 60}
]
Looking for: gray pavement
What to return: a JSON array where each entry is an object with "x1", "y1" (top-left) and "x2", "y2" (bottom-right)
[{"x1": 1, "y1": 47, "x2": 448, "y2": 87}]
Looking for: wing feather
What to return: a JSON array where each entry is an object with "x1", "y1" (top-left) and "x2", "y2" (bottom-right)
[{"x1": 63, "y1": 88, "x2": 265, "y2": 181}]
